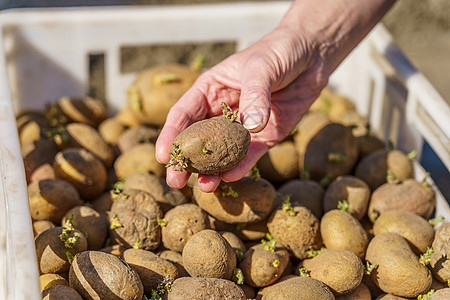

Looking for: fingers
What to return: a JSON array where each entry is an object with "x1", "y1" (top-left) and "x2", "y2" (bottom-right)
[
  {"x1": 239, "y1": 67, "x2": 272, "y2": 133},
  {"x1": 197, "y1": 174, "x2": 222, "y2": 193},
  {"x1": 221, "y1": 141, "x2": 268, "y2": 182},
  {"x1": 165, "y1": 167, "x2": 191, "y2": 189}
]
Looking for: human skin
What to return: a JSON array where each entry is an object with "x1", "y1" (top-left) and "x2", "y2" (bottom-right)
[{"x1": 156, "y1": 0, "x2": 397, "y2": 192}]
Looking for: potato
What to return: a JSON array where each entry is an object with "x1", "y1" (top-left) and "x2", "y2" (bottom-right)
[
  {"x1": 40, "y1": 273, "x2": 69, "y2": 291},
  {"x1": 320, "y1": 210, "x2": 369, "y2": 260},
  {"x1": 114, "y1": 107, "x2": 141, "y2": 127},
  {"x1": 53, "y1": 96, "x2": 107, "y2": 127},
  {"x1": 62, "y1": 206, "x2": 109, "y2": 250},
  {"x1": 429, "y1": 288, "x2": 450, "y2": 300},
  {"x1": 239, "y1": 244, "x2": 289, "y2": 287},
  {"x1": 90, "y1": 192, "x2": 113, "y2": 215},
  {"x1": 65, "y1": 122, "x2": 114, "y2": 167},
  {"x1": 22, "y1": 139, "x2": 58, "y2": 183},
  {"x1": 368, "y1": 179, "x2": 436, "y2": 221},
  {"x1": 336, "y1": 110, "x2": 368, "y2": 137},
  {"x1": 261, "y1": 276, "x2": 335, "y2": 300},
  {"x1": 98, "y1": 117, "x2": 125, "y2": 145},
  {"x1": 304, "y1": 123, "x2": 359, "y2": 181},
  {"x1": 33, "y1": 220, "x2": 56, "y2": 237},
  {"x1": 114, "y1": 143, "x2": 165, "y2": 178},
  {"x1": 122, "y1": 248, "x2": 180, "y2": 295},
  {"x1": 109, "y1": 189, "x2": 162, "y2": 251},
  {"x1": 241, "y1": 284, "x2": 256, "y2": 299},
  {"x1": 267, "y1": 206, "x2": 322, "y2": 259},
  {"x1": 182, "y1": 229, "x2": 236, "y2": 279},
  {"x1": 35, "y1": 226, "x2": 88, "y2": 274},
  {"x1": 42, "y1": 285, "x2": 83, "y2": 300},
  {"x1": 258, "y1": 141, "x2": 299, "y2": 182},
  {"x1": 161, "y1": 203, "x2": 209, "y2": 252},
  {"x1": 375, "y1": 294, "x2": 409, "y2": 300},
  {"x1": 220, "y1": 231, "x2": 246, "y2": 254},
  {"x1": 255, "y1": 275, "x2": 297, "y2": 299},
  {"x1": 123, "y1": 171, "x2": 187, "y2": 213},
  {"x1": 157, "y1": 250, "x2": 189, "y2": 277},
  {"x1": 323, "y1": 175, "x2": 370, "y2": 220},
  {"x1": 355, "y1": 149, "x2": 414, "y2": 190},
  {"x1": 356, "y1": 134, "x2": 385, "y2": 159},
  {"x1": 54, "y1": 148, "x2": 107, "y2": 200},
  {"x1": 127, "y1": 64, "x2": 198, "y2": 126},
  {"x1": 335, "y1": 283, "x2": 371, "y2": 300},
  {"x1": 234, "y1": 219, "x2": 268, "y2": 241},
  {"x1": 30, "y1": 163, "x2": 55, "y2": 183},
  {"x1": 117, "y1": 125, "x2": 159, "y2": 153},
  {"x1": 169, "y1": 115, "x2": 250, "y2": 174},
  {"x1": 365, "y1": 232, "x2": 432, "y2": 298},
  {"x1": 429, "y1": 222, "x2": 450, "y2": 283},
  {"x1": 99, "y1": 244, "x2": 128, "y2": 258},
  {"x1": 193, "y1": 177, "x2": 276, "y2": 224},
  {"x1": 303, "y1": 250, "x2": 363, "y2": 295},
  {"x1": 69, "y1": 251, "x2": 143, "y2": 300},
  {"x1": 277, "y1": 179, "x2": 324, "y2": 218},
  {"x1": 166, "y1": 277, "x2": 246, "y2": 300},
  {"x1": 28, "y1": 179, "x2": 82, "y2": 223},
  {"x1": 17, "y1": 111, "x2": 48, "y2": 146},
  {"x1": 373, "y1": 210, "x2": 434, "y2": 254}
]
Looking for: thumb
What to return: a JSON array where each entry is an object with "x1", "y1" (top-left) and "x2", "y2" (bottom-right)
[{"x1": 239, "y1": 72, "x2": 271, "y2": 133}]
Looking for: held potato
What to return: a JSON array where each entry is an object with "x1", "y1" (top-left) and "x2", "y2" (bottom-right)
[
  {"x1": 193, "y1": 177, "x2": 276, "y2": 224},
  {"x1": 53, "y1": 148, "x2": 107, "y2": 200},
  {"x1": 267, "y1": 205, "x2": 322, "y2": 259},
  {"x1": 161, "y1": 203, "x2": 210, "y2": 252},
  {"x1": 69, "y1": 251, "x2": 143, "y2": 300},
  {"x1": 122, "y1": 248, "x2": 180, "y2": 296},
  {"x1": 261, "y1": 276, "x2": 335, "y2": 300},
  {"x1": 368, "y1": 179, "x2": 436, "y2": 221},
  {"x1": 108, "y1": 189, "x2": 163, "y2": 251},
  {"x1": 320, "y1": 209, "x2": 369, "y2": 260},
  {"x1": 372, "y1": 210, "x2": 434, "y2": 254},
  {"x1": 166, "y1": 277, "x2": 246, "y2": 300},
  {"x1": 239, "y1": 244, "x2": 290, "y2": 287},
  {"x1": 365, "y1": 232, "x2": 432, "y2": 298},
  {"x1": 429, "y1": 222, "x2": 450, "y2": 283},
  {"x1": 182, "y1": 229, "x2": 236, "y2": 279},
  {"x1": 303, "y1": 249, "x2": 364, "y2": 295},
  {"x1": 169, "y1": 114, "x2": 250, "y2": 174}
]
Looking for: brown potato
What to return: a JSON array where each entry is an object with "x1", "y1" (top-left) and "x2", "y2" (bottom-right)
[
  {"x1": 22, "y1": 139, "x2": 58, "y2": 183},
  {"x1": 261, "y1": 276, "x2": 335, "y2": 300},
  {"x1": 429, "y1": 288, "x2": 450, "y2": 300},
  {"x1": 255, "y1": 275, "x2": 297, "y2": 299},
  {"x1": 33, "y1": 220, "x2": 56, "y2": 237},
  {"x1": 373, "y1": 210, "x2": 434, "y2": 254},
  {"x1": 166, "y1": 277, "x2": 246, "y2": 300},
  {"x1": 258, "y1": 141, "x2": 299, "y2": 182},
  {"x1": 30, "y1": 163, "x2": 55, "y2": 183},
  {"x1": 182, "y1": 229, "x2": 236, "y2": 279},
  {"x1": 157, "y1": 250, "x2": 189, "y2": 277},
  {"x1": 114, "y1": 143, "x2": 165, "y2": 178},
  {"x1": 114, "y1": 107, "x2": 141, "y2": 127},
  {"x1": 17, "y1": 111, "x2": 49, "y2": 146},
  {"x1": 336, "y1": 110, "x2": 368, "y2": 137},
  {"x1": 109, "y1": 189, "x2": 162, "y2": 251},
  {"x1": 98, "y1": 117, "x2": 125, "y2": 145},
  {"x1": 375, "y1": 294, "x2": 409, "y2": 300},
  {"x1": 28, "y1": 179, "x2": 82, "y2": 223},
  {"x1": 89, "y1": 192, "x2": 113, "y2": 215},
  {"x1": 161, "y1": 203, "x2": 209, "y2": 252},
  {"x1": 368, "y1": 179, "x2": 436, "y2": 221},
  {"x1": 304, "y1": 123, "x2": 359, "y2": 181},
  {"x1": 53, "y1": 96, "x2": 107, "y2": 127},
  {"x1": 365, "y1": 232, "x2": 432, "y2": 298},
  {"x1": 65, "y1": 122, "x2": 114, "y2": 167},
  {"x1": 170, "y1": 115, "x2": 250, "y2": 174},
  {"x1": 220, "y1": 231, "x2": 246, "y2": 254},
  {"x1": 116, "y1": 125, "x2": 159, "y2": 153},
  {"x1": 193, "y1": 177, "x2": 276, "y2": 224},
  {"x1": 267, "y1": 206, "x2": 322, "y2": 259},
  {"x1": 62, "y1": 206, "x2": 109, "y2": 250},
  {"x1": 355, "y1": 149, "x2": 414, "y2": 190},
  {"x1": 40, "y1": 273, "x2": 69, "y2": 291},
  {"x1": 122, "y1": 248, "x2": 180, "y2": 296},
  {"x1": 429, "y1": 222, "x2": 450, "y2": 284},
  {"x1": 356, "y1": 134, "x2": 385, "y2": 159},
  {"x1": 35, "y1": 226, "x2": 88, "y2": 274},
  {"x1": 54, "y1": 148, "x2": 107, "y2": 200},
  {"x1": 239, "y1": 244, "x2": 290, "y2": 287},
  {"x1": 303, "y1": 249, "x2": 363, "y2": 295},
  {"x1": 69, "y1": 251, "x2": 143, "y2": 300},
  {"x1": 123, "y1": 171, "x2": 187, "y2": 213},
  {"x1": 42, "y1": 285, "x2": 83, "y2": 300},
  {"x1": 277, "y1": 179, "x2": 324, "y2": 218},
  {"x1": 320, "y1": 210, "x2": 369, "y2": 260},
  {"x1": 127, "y1": 64, "x2": 198, "y2": 126},
  {"x1": 323, "y1": 175, "x2": 370, "y2": 220},
  {"x1": 335, "y1": 283, "x2": 371, "y2": 300},
  {"x1": 99, "y1": 244, "x2": 128, "y2": 258},
  {"x1": 234, "y1": 219, "x2": 268, "y2": 241}
]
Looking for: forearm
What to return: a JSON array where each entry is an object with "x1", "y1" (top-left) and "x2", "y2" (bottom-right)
[{"x1": 279, "y1": 0, "x2": 396, "y2": 74}]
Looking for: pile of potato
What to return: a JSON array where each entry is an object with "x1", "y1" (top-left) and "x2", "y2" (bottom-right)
[{"x1": 17, "y1": 63, "x2": 450, "y2": 300}]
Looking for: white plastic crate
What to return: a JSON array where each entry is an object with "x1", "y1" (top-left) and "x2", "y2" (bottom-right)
[{"x1": 0, "y1": 2, "x2": 449, "y2": 299}]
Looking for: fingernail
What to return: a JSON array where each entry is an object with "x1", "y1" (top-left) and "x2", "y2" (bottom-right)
[{"x1": 243, "y1": 110, "x2": 263, "y2": 130}]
